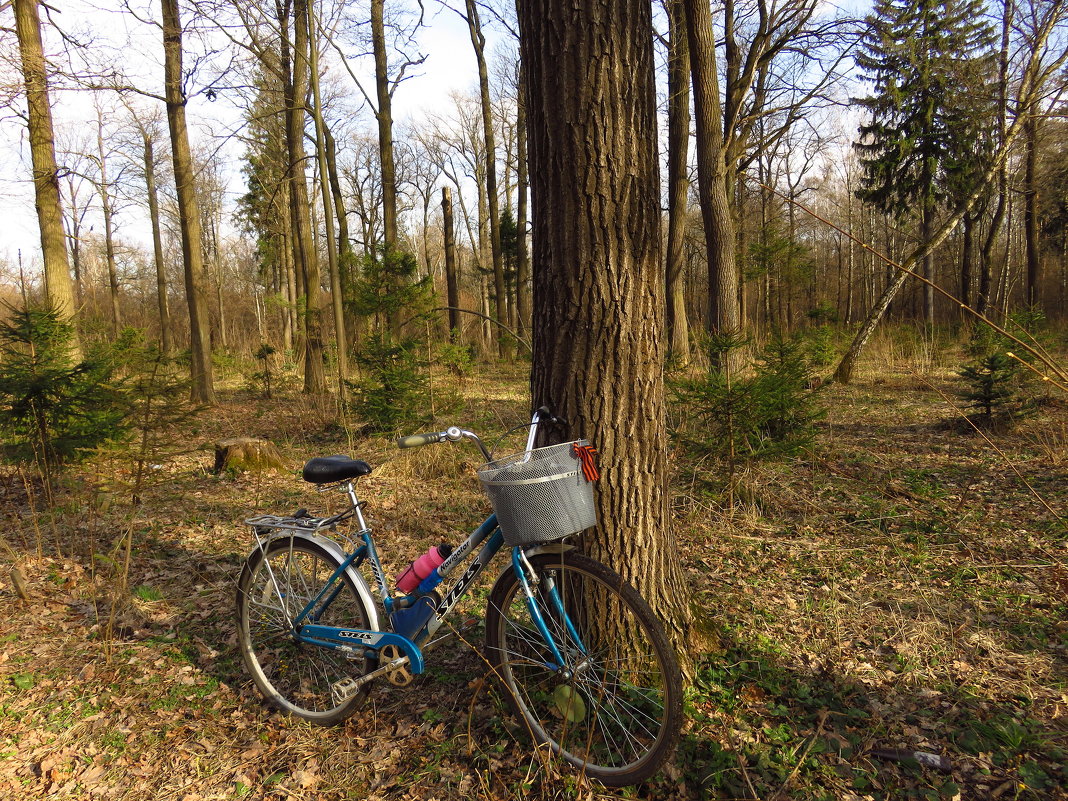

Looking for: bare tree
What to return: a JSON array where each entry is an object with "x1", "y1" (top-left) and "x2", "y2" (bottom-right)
[
  {"x1": 456, "y1": 0, "x2": 507, "y2": 357},
  {"x1": 90, "y1": 100, "x2": 124, "y2": 334},
  {"x1": 162, "y1": 0, "x2": 215, "y2": 402},
  {"x1": 686, "y1": 0, "x2": 741, "y2": 366},
  {"x1": 686, "y1": 0, "x2": 854, "y2": 365},
  {"x1": 122, "y1": 103, "x2": 174, "y2": 353},
  {"x1": 54, "y1": 131, "x2": 94, "y2": 302},
  {"x1": 441, "y1": 185, "x2": 460, "y2": 335}
]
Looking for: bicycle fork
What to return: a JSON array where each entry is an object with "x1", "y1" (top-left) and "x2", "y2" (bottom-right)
[{"x1": 511, "y1": 548, "x2": 589, "y2": 677}]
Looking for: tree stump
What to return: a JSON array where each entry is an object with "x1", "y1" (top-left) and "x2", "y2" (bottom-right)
[{"x1": 213, "y1": 438, "x2": 286, "y2": 474}]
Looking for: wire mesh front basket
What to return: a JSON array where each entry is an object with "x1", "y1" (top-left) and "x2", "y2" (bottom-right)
[{"x1": 477, "y1": 440, "x2": 598, "y2": 546}]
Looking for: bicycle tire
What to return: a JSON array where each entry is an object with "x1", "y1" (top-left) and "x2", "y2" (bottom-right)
[
  {"x1": 484, "y1": 551, "x2": 683, "y2": 786},
  {"x1": 236, "y1": 535, "x2": 374, "y2": 725}
]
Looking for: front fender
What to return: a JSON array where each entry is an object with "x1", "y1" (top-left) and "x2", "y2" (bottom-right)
[{"x1": 488, "y1": 541, "x2": 576, "y2": 596}]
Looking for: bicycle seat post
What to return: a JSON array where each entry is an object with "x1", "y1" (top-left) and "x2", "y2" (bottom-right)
[{"x1": 345, "y1": 481, "x2": 368, "y2": 531}]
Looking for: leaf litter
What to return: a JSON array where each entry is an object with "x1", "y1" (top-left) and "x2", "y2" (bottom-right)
[{"x1": 0, "y1": 367, "x2": 1064, "y2": 799}]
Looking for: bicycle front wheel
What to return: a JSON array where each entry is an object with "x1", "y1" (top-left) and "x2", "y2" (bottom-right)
[
  {"x1": 484, "y1": 551, "x2": 683, "y2": 786},
  {"x1": 236, "y1": 535, "x2": 374, "y2": 725}
]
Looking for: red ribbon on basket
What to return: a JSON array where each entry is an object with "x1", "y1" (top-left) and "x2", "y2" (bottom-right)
[{"x1": 571, "y1": 443, "x2": 600, "y2": 482}]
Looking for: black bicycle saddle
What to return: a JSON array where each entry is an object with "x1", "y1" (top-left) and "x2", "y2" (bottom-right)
[{"x1": 301, "y1": 455, "x2": 372, "y2": 484}]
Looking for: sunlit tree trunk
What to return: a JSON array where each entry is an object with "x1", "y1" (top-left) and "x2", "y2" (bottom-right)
[
  {"x1": 162, "y1": 0, "x2": 215, "y2": 403},
  {"x1": 280, "y1": 0, "x2": 326, "y2": 393},
  {"x1": 686, "y1": 0, "x2": 742, "y2": 371},
  {"x1": 307, "y1": 0, "x2": 347, "y2": 391},
  {"x1": 1023, "y1": 113, "x2": 1042, "y2": 308},
  {"x1": 14, "y1": 0, "x2": 80, "y2": 356},
  {"x1": 370, "y1": 0, "x2": 401, "y2": 335},
  {"x1": 978, "y1": 0, "x2": 1013, "y2": 316},
  {"x1": 463, "y1": 0, "x2": 507, "y2": 358},
  {"x1": 94, "y1": 108, "x2": 121, "y2": 335},
  {"x1": 666, "y1": 0, "x2": 691, "y2": 365},
  {"x1": 142, "y1": 129, "x2": 172, "y2": 354}
]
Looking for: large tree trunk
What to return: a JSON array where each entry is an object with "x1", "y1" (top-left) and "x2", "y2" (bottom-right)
[
  {"x1": 442, "y1": 186, "x2": 461, "y2": 337},
  {"x1": 281, "y1": 0, "x2": 326, "y2": 393},
  {"x1": 464, "y1": 0, "x2": 508, "y2": 359},
  {"x1": 307, "y1": 0, "x2": 347, "y2": 391},
  {"x1": 14, "y1": 0, "x2": 80, "y2": 356},
  {"x1": 665, "y1": 0, "x2": 691, "y2": 365},
  {"x1": 162, "y1": 0, "x2": 215, "y2": 403},
  {"x1": 518, "y1": 0, "x2": 691, "y2": 643},
  {"x1": 142, "y1": 130, "x2": 172, "y2": 354},
  {"x1": 686, "y1": 0, "x2": 742, "y2": 371}
]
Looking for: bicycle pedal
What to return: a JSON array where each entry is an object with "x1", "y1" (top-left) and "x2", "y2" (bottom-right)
[{"x1": 332, "y1": 676, "x2": 360, "y2": 702}]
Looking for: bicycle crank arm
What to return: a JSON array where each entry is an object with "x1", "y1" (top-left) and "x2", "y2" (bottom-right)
[{"x1": 333, "y1": 655, "x2": 412, "y2": 701}]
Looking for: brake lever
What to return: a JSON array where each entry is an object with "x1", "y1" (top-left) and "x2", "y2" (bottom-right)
[{"x1": 535, "y1": 405, "x2": 568, "y2": 427}]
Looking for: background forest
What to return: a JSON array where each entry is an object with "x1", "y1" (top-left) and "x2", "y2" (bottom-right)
[
  {"x1": 0, "y1": 0, "x2": 1067, "y2": 800},
  {"x1": 0, "y1": 0, "x2": 1065, "y2": 375}
]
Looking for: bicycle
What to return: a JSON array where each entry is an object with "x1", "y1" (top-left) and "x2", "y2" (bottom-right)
[{"x1": 235, "y1": 408, "x2": 683, "y2": 786}]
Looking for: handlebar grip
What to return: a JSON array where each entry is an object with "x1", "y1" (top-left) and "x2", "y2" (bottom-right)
[{"x1": 396, "y1": 432, "x2": 444, "y2": 449}]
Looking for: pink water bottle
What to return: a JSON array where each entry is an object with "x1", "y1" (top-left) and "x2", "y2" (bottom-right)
[{"x1": 396, "y1": 544, "x2": 452, "y2": 594}]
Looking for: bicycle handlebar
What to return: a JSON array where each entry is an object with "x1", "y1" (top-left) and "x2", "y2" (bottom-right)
[
  {"x1": 397, "y1": 408, "x2": 563, "y2": 461},
  {"x1": 396, "y1": 431, "x2": 445, "y2": 449}
]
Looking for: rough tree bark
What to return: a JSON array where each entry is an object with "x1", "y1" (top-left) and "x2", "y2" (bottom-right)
[
  {"x1": 13, "y1": 0, "x2": 80, "y2": 356},
  {"x1": 518, "y1": 0, "x2": 692, "y2": 643},
  {"x1": 162, "y1": 0, "x2": 215, "y2": 403}
]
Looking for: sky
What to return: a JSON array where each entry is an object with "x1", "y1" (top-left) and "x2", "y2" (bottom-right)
[{"x1": 0, "y1": 0, "x2": 491, "y2": 270}]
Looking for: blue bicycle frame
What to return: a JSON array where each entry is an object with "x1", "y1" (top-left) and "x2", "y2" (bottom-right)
[{"x1": 280, "y1": 508, "x2": 582, "y2": 681}]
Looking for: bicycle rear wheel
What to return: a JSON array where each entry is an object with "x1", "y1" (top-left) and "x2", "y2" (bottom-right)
[
  {"x1": 236, "y1": 535, "x2": 374, "y2": 725},
  {"x1": 484, "y1": 551, "x2": 683, "y2": 786}
]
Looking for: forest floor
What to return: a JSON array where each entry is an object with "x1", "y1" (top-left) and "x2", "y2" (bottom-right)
[{"x1": 0, "y1": 351, "x2": 1065, "y2": 801}]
